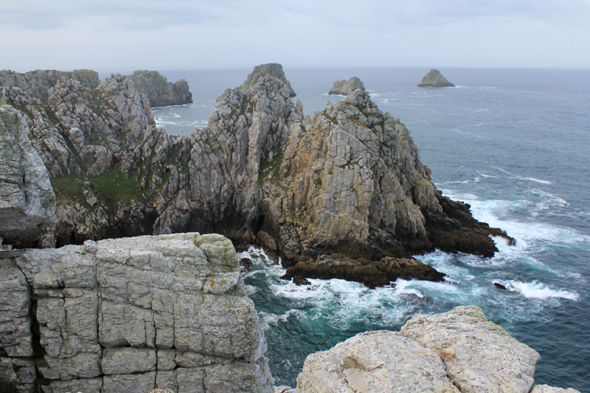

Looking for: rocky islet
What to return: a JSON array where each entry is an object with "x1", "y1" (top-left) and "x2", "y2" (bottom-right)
[
  {"x1": 418, "y1": 69, "x2": 455, "y2": 88},
  {"x1": 328, "y1": 76, "x2": 365, "y2": 95}
]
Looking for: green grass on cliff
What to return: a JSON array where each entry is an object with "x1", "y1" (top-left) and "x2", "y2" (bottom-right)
[{"x1": 51, "y1": 168, "x2": 141, "y2": 206}]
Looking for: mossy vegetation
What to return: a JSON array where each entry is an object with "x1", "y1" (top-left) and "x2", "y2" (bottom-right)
[
  {"x1": 258, "y1": 146, "x2": 283, "y2": 183},
  {"x1": 51, "y1": 168, "x2": 141, "y2": 205}
]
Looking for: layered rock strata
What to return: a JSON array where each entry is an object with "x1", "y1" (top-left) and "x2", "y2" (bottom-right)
[
  {"x1": 130, "y1": 70, "x2": 193, "y2": 107},
  {"x1": 328, "y1": 77, "x2": 365, "y2": 95},
  {"x1": 296, "y1": 306, "x2": 580, "y2": 393},
  {"x1": 0, "y1": 233, "x2": 274, "y2": 393},
  {"x1": 418, "y1": 69, "x2": 455, "y2": 88},
  {"x1": 0, "y1": 67, "x2": 510, "y2": 286}
]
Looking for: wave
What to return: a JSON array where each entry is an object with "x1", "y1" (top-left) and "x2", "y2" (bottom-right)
[{"x1": 497, "y1": 280, "x2": 579, "y2": 301}]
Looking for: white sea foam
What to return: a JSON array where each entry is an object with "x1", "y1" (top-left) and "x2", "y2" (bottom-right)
[
  {"x1": 502, "y1": 280, "x2": 579, "y2": 301},
  {"x1": 258, "y1": 309, "x2": 305, "y2": 330}
]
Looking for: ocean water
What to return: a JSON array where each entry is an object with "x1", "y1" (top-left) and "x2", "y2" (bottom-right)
[{"x1": 126, "y1": 67, "x2": 589, "y2": 390}]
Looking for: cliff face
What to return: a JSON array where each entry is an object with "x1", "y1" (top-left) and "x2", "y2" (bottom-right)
[
  {"x1": 296, "y1": 306, "x2": 579, "y2": 393},
  {"x1": 0, "y1": 103, "x2": 56, "y2": 248},
  {"x1": 418, "y1": 69, "x2": 455, "y2": 88},
  {"x1": 0, "y1": 233, "x2": 274, "y2": 393},
  {"x1": 328, "y1": 77, "x2": 365, "y2": 95},
  {"x1": 0, "y1": 67, "x2": 510, "y2": 286},
  {"x1": 129, "y1": 70, "x2": 193, "y2": 107}
]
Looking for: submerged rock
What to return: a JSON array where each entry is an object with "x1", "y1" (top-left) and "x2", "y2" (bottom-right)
[
  {"x1": 328, "y1": 77, "x2": 365, "y2": 95},
  {"x1": 296, "y1": 306, "x2": 579, "y2": 393},
  {"x1": 418, "y1": 69, "x2": 455, "y2": 88},
  {"x1": 130, "y1": 70, "x2": 193, "y2": 107},
  {"x1": 241, "y1": 63, "x2": 297, "y2": 97},
  {"x1": 0, "y1": 233, "x2": 274, "y2": 393}
]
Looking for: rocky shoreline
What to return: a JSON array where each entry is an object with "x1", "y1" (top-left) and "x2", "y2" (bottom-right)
[{"x1": 0, "y1": 65, "x2": 512, "y2": 287}]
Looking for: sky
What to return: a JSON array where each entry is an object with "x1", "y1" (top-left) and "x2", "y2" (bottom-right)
[{"x1": 1, "y1": 0, "x2": 590, "y2": 72}]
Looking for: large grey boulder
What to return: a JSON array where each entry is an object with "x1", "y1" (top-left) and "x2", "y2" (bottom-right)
[
  {"x1": 297, "y1": 331, "x2": 459, "y2": 393},
  {"x1": 0, "y1": 103, "x2": 56, "y2": 247},
  {"x1": 0, "y1": 233, "x2": 274, "y2": 393},
  {"x1": 401, "y1": 306, "x2": 540, "y2": 393},
  {"x1": 295, "y1": 306, "x2": 578, "y2": 393}
]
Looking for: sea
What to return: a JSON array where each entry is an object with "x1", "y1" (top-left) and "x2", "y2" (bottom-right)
[{"x1": 102, "y1": 67, "x2": 590, "y2": 390}]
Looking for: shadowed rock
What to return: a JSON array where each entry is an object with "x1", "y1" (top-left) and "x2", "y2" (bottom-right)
[{"x1": 129, "y1": 70, "x2": 193, "y2": 107}]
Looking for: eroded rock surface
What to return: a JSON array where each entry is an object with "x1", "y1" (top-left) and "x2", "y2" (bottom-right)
[
  {"x1": 0, "y1": 103, "x2": 56, "y2": 247},
  {"x1": 0, "y1": 233, "x2": 274, "y2": 393},
  {"x1": 241, "y1": 63, "x2": 297, "y2": 97},
  {"x1": 295, "y1": 306, "x2": 578, "y2": 393},
  {"x1": 0, "y1": 66, "x2": 510, "y2": 286}
]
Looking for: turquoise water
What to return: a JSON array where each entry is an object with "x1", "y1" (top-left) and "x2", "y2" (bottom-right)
[{"x1": 103, "y1": 67, "x2": 590, "y2": 390}]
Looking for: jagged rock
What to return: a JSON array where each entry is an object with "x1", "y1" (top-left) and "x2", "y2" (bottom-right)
[
  {"x1": 297, "y1": 331, "x2": 459, "y2": 393},
  {"x1": 0, "y1": 233, "x2": 274, "y2": 393},
  {"x1": 130, "y1": 70, "x2": 193, "y2": 107},
  {"x1": 0, "y1": 103, "x2": 56, "y2": 247},
  {"x1": 0, "y1": 67, "x2": 510, "y2": 286},
  {"x1": 328, "y1": 77, "x2": 365, "y2": 95},
  {"x1": 297, "y1": 306, "x2": 571, "y2": 393},
  {"x1": 401, "y1": 306, "x2": 540, "y2": 393},
  {"x1": 418, "y1": 69, "x2": 455, "y2": 88},
  {"x1": 241, "y1": 63, "x2": 296, "y2": 97}
]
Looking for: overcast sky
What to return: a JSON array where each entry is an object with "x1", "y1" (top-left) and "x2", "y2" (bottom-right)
[{"x1": 2, "y1": 0, "x2": 590, "y2": 72}]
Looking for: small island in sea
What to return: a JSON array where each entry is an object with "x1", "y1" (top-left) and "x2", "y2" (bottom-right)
[
  {"x1": 328, "y1": 76, "x2": 365, "y2": 95},
  {"x1": 418, "y1": 69, "x2": 455, "y2": 88}
]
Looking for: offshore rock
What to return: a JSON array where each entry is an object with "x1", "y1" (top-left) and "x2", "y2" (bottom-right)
[
  {"x1": 328, "y1": 77, "x2": 365, "y2": 95},
  {"x1": 297, "y1": 306, "x2": 576, "y2": 393},
  {"x1": 0, "y1": 103, "x2": 56, "y2": 247},
  {"x1": 0, "y1": 233, "x2": 274, "y2": 393},
  {"x1": 130, "y1": 70, "x2": 193, "y2": 107},
  {"x1": 270, "y1": 89, "x2": 510, "y2": 284},
  {"x1": 418, "y1": 69, "x2": 455, "y2": 88},
  {"x1": 241, "y1": 63, "x2": 297, "y2": 97}
]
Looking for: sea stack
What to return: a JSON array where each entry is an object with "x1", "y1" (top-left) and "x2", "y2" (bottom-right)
[
  {"x1": 329, "y1": 77, "x2": 365, "y2": 95},
  {"x1": 418, "y1": 69, "x2": 455, "y2": 88},
  {"x1": 240, "y1": 63, "x2": 296, "y2": 97},
  {"x1": 130, "y1": 70, "x2": 193, "y2": 107}
]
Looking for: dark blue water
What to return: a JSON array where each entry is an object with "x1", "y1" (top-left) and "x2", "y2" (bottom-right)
[{"x1": 108, "y1": 67, "x2": 590, "y2": 390}]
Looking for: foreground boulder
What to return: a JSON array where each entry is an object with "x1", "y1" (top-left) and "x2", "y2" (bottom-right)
[
  {"x1": 418, "y1": 69, "x2": 455, "y2": 88},
  {"x1": 296, "y1": 306, "x2": 579, "y2": 393},
  {"x1": 328, "y1": 77, "x2": 365, "y2": 95},
  {"x1": 0, "y1": 233, "x2": 273, "y2": 393},
  {"x1": 0, "y1": 103, "x2": 56, "y2": 248}
]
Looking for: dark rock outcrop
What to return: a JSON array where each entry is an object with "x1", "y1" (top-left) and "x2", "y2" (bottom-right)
[
  {"x1": 328, "y1": 77, "x2": 365, "y2": 95},
  {"x1": 241, "y1": 63, "x2": 296, "y2": 97},
  {"x1": 0, "y1": 66, "x2": 511, "y2": 286},
  {"x1": 129, "y1": 70, "x2": 193, "y2": 107},
  {"x1": 418, "y1": 69, "x2": 455, "y2": 88}
]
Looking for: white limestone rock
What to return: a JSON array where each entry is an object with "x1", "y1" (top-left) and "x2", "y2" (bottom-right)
[
  {"x1": 401, "y1": 305, "x2": 541, "y2": 393},
  {"x1": 297, "y1": 330, "x2": 459, "y2": 393}
]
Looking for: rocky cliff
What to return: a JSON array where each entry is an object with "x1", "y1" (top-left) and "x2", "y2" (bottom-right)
[
  {"x1": 241, "y1": 64, "x2": 296, "y2": 98},
  {"x1": 0, "y1": 233, "x2": 274, "y2": 393},
  {"x1": 328, "y1": 77, "x2": 365, "y2": 95},
  {"x1": 129, "y1": 70, "x2": 193, "y2": 107},
  {"x1": 295, "y1": 306, "x2": 580, "y2": 393},
  {"x1": 418, "y1": 69, "x2": 455, "y2": 88},
  {"x1": 0, "y1": 103, "x2": 56, "y2": 248},
  {"x1": 0, "y1": 67, "x2": 510, "y2": 287}
]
